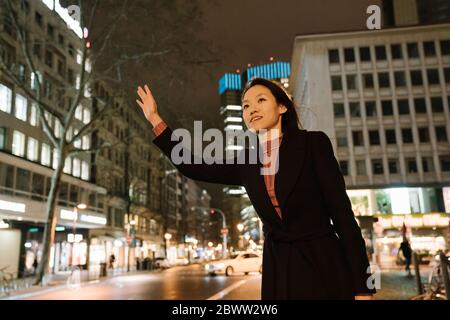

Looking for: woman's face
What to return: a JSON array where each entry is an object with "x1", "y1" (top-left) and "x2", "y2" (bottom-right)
[{"x1": 242, "y1": 85, "x2": 287, "y2": 133}]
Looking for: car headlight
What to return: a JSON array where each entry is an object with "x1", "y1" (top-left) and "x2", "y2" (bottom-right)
[{"x1": 204, "y1": 264, "x2": 210, "y2": 270}]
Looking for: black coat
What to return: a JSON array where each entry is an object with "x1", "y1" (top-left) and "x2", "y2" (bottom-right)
[{"x1": 152, "y1": 124, "x2": 376, "y2": 299}]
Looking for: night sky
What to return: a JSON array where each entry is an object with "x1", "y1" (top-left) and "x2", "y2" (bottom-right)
[{"x1": 188, "y1": 0, "x2": 382, "y2": 205}]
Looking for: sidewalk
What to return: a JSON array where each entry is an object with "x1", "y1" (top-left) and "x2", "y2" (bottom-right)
[
  {"x1": 374, "y1": 266, "x2": 431, "y2": 300},
  {"x1": 1, "y1": 267, "x2": 163, "y2": 300}
]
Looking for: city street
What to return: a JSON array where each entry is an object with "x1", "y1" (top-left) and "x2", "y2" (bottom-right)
[{"x1": 2, "y1": 264, "x2": 425, "y2": 300}]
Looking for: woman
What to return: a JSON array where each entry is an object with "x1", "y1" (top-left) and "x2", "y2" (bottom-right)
[{"x1": 136, "y1": 78, "x2": 376, "y2": 300}]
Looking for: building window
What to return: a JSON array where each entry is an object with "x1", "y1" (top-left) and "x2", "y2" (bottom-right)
[
  {"x1": 375, "y1": 45, "x2": 387, "y2": 60},
  {"x1": 54, "y1": 120, "x2": 62, "y2": 138},
  {"x1": 12, "y1": 130, "x2": 25, "y2": 157},
  {"x1": 45, "y1": 50, "x2": 53, "y2": 68},
  {"x1": 435, "y1": 126, "x2": 448, "y2": 142},
  {"x1": 365, "y1": 101, "x2": 377, "y2": 117},
  {"x1": 362, "y1": 73, "x2": 374, "y2": 88},
  {"x1": 440, "y1": 40, "x2": 450, "y2": 56},
  {"x1": 31, "y1": 173, "x2": 45, "y2": 200},
  {"x1": 406, "y1": 158, "x2": 418, "y2": 173},
  {"x1": 344, "y1": 48, "x2": 355, "y2": 63},
  {"x1": 422, "y1": 157, "x2": 434, "y2": 173},
  {"x1": 349, "y1": 102, "x2": 361, "y2": 117},
  {"x1": 0, "y1": 83, "x2": 13, "y2": 113},
  {"x1": 407, "y1": 42, "x2": 419, "y2": 58},
  {"x1": 82, "y1": 135, "x2": 90, "y2": 149},
  {"x1": 35, "y1": 12, "x2": 43, "y2": 27},
  {"x1": 410, "y1": 70, "x2": 423, "y2": 86},
  {"x1": 378, "y1": 72, "x2": 390, "y2": 88},
  {"x1": 381, "y1": 100, "x2": 393, "y2": 115},
  {"x1": 440, "y1": 155, "x2": 450, "y2": 171},
  {"x1": 369, "y1": 130, "x2": 380, "y2": 145},
  {"x1": 333, "y1": 103, "x2": 345, "y2": 118},
  {"x1": 356, "y1": 160, "x2": 366, "y2": 175},
  {"x1": 29, "y1": 102, "x2": 38, "y2": 126},
  {"x1": 27, "y1": 137, "x2": 38, "y2": 161},
  {"x1": 445, "y1": 68, "x2": 450, "y2": 84},
  {"x1": 41, "y1": 143, "x2": 51, "y2": 166},
  {"x1": 338, "y1": 160, "x2": 349, "y2": 176},
  {"x1": 52, "y1": 149, "x2": 59, "y2": 169},
  {"x1": 58, "y1": 34, "x2": 65, "y2": 46},
  {"x1": 397, "y1": 99, "x2": 409, "y2": 115},
  {"x1": 81, "y1": 161, "x2": 89, "y2": 180},
  {"x1": 0, "y1": 127, "x2": 5, "y2": 150},
  {"x1": 331, "y1": 76, "x2": 342, "y2": 91},
  {"x1": 401, "y1": 128, "x2": 413, "y2": 143},
  {"x1": 63, "y1": 157, "x2": 72, "y2": 174},
  {"x1": 359, "y1": 47, "x2": 371, "y2": 61},
  {"x1": 418, "y1": 127, "x2": 430, "y2": 143},
  {"x1": 414, "y1": 98, "x2": 427, "y2": 114},
  {"x1": 431, "y1": 97, "x2": 444, "y2": 113},
  {"x1": 352, "y1": 131, "x2": 364, "y2": 146},
  {"x1": 83, "y1": 108, "x2": 91, "y2": 124},
  {"x1": 394, "y1": 71, "x2": 406, "y2": 87},
  {"x1": 390, "y1": 44, "x2": 403, "y2": 59},
  {"x1": 427, "y1": 69, "x2": 440, "y2": 85},
  {"x1": 14, "y1": 94, "x2": 27, "y2": 121},
  {"x1": 336, "y1": 131, "x2": 348, "y2": 147},
  {"x1": 346, "y1": 75, "x2": 358, "y2": 90},
  {"x1": 388, "y1": 159, "x2": 399, "y2": 174},
  {"x1": 385, "y1": 129, "x2": 396, "y2": 144},
  {"x1": 372, "y1": 159, "x2": 384, "y2": 174},
  {"x1": 423, "y1": 41, "x2": 436, "y2": 57},
  {"x1": 328, "y1": 49, "x2": 339, "y2": 64},
  {"x1": 47, "y1": 24, "x2": 54, "y2": 38},
  {"x1": 73, "y1": 158, "x2": 81, "y2": 177},
  {"x1": 16, "y1": 168, "x2": 30, "y2": 192}
]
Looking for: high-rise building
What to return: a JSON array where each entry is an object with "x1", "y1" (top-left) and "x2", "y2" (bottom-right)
[
  {"x1": 383, "y1": 0, "x2": 450, "y2": 27},
  {"x1": 290, "y1": 22, "x2": 450, "y2": 266}
]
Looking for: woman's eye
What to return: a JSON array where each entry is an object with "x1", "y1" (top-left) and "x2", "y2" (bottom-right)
[
  {"x1": 258, "y1": 98, "x2": 265, "y2": 102},
  {"x1": 243, "y1": 105, "x2": 248, "y2": 109}
]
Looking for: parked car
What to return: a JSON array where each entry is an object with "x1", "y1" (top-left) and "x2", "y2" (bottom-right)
[
  {"x1": 171, "y1": 257, "x2": 189, "y2": 266},
  {"x1": 204, "y1": 252, "x2": 262, "y2": 276},
  {"x1": 154, "y1": 257, "x2": 170, "y2": 269}
]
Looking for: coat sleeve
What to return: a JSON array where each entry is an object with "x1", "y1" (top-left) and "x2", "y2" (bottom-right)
[
  {"x1": 152, "y1": 125, "x2": 244, "y2": 186},
  {"x1": 311, "y1": 131, "x2": 376, "y2": 295}
]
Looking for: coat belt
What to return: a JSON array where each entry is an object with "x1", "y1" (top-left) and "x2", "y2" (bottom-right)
[{"x1": 263, "y1": 226, "x2": 336, "y2": 299}]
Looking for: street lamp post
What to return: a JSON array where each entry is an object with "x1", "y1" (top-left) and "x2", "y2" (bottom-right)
[
  {"x1": 191, "y1": 206, "x2": 228, "y2": 259},
  {"x1": 71, "y1": 203, "x2": 87, "y2": 269},
  {"x1": 237, "y1": 223, "x2": 244, "y2": 250},
  {"x1": 164, "y1": 232, "x2": 172, "y2": 260}
]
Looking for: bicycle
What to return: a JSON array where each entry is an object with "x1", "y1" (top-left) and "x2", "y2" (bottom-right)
[{"x1": 411, "y1": 252, "x2": 450, "y2": 300}]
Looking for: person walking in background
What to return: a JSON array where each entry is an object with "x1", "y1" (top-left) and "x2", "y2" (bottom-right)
[{"x1": 399, "y1": 238, "x2": 412, "y2": 276}]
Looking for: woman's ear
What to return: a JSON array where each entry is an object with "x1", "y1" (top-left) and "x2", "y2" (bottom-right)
[{"x1": 279, "y1": 104, "x2": 288, "y2": 114}]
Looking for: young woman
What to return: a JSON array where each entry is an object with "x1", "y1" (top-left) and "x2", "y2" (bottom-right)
[{"x1": 136, "y1": 78, "x2": 376, "y2": 300}]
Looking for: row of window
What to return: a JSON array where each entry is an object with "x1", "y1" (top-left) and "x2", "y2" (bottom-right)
[
  {"x1": 328, "y1": 40, "x2": 450, "y2": 65},
  {"x1": 337, "y1": 126, "x2": 448, "y2": 147},
  {"x1": 338, "y1": 155, "x2": 450, "y2": 176},
  {"x1": 333, "y1": 96, "x2": 450, "y2": 118},
  {"x1": 331, "y1": 68, "x2": 450, "y2": 91},
  {"x1": 0, "y1": 129, "x2": 90, "y2": 181},
  {"x1": 0, "y1": 83, "x2": 91, "y2": 147},
  {"x1": 0, "y1": 162, "x2": 102, "y2": 209}
]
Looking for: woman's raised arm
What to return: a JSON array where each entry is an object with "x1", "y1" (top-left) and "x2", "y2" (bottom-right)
[{"x1": 136, "y1": 84, "x2": 244, "y2": 186}]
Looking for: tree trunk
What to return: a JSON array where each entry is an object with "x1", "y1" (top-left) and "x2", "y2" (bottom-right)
[{"x1": 34, "y1": 147, "x2": 65, "y2": 285}]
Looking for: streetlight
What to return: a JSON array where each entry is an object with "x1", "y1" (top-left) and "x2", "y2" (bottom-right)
[
  {"x1": 164, "y1": 232, "x2": 172, "y2": 260},
  {"x1": 126, "y1": 219, "x2": 136, "y2": 272},
  {"x1": 191, "y1": 206, "x2": 228, "y2": 259},
  {"x1": 237, "y1": 223, "x2": 244, "y2": 250}
]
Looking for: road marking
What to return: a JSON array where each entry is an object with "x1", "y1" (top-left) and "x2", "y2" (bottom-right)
[{"x1": 206, "y1": 280, "x2": 247, "y2": 300}]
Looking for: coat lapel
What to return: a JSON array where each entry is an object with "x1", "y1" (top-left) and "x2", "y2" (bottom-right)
[{"x1": 248, "y1": 126, "x2": 308, "y2": 227}]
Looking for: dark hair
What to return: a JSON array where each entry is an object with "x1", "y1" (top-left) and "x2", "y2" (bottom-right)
[{"x1": 240, "y1": 77, "x2": 301, "y2": 133}]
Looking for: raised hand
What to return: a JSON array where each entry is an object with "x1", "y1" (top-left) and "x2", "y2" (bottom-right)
[{"x1": 136, "y1": 84, "x2": 162, "y2": 126}]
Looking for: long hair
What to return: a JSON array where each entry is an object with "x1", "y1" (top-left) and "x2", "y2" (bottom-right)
[{"x1": 240, "y1": 78, "x2": 302, "y2": 133}]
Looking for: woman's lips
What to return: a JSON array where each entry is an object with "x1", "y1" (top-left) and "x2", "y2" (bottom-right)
[{"x1": 250, "y1": 116, "x2": 263, "y2": 123}]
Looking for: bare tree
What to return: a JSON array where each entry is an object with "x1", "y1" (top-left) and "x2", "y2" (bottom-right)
[{"x1": 0, "y1": 0, "x2": 214, "y2": 285}]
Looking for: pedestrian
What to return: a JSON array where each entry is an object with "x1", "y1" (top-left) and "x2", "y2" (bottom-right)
[
  {"x1": 399, "y1": 238, "x2": 412, "y2": 276},
  {"x1": 32, "y1": 257, "x2": 38, "y2": 275},
  {"x1": 109, "y1": 254, "x2": 116, "y2": 269},
  {"x1": 136, "y1": 78, "x2": 376, "y2": 300}
]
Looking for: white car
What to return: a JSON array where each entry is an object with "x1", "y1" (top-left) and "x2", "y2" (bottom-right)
[
  {"x1": 154, "y1": 257, "x2": 170, "y2": 269},
  {"x1": 204, "y1": 252, "x2": 262, "y2": 276}
]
